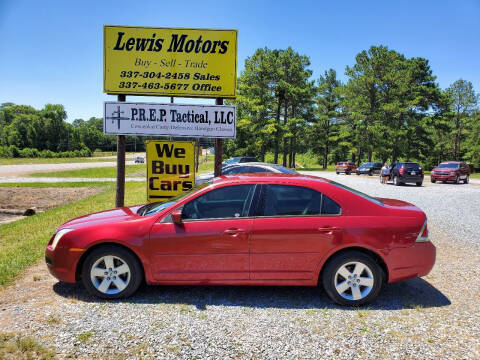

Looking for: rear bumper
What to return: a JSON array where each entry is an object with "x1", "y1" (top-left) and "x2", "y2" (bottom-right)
[
  {"x1": 398, "y1": 175, "x2": 424, "y2": 183},
  {"x1": 45, "y1": 245, "x2": 83, "y2": 283},
  {"x1": 385, "y1": 241, "x2": 436, "y2": 283}
]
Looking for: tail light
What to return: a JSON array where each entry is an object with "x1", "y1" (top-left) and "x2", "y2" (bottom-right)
[
  {"x1": 416, "y1": 220, "x2": 429, "y2": 242},
  {"x1": 421, "y1": 169, "x2": 424, "y2": 175},
  {"x1": 399, "y1": 168, "x2": 405, "y2": 175}
]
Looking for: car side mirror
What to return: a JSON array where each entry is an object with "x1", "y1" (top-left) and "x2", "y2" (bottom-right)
[{"x1": 171, "y1": 209, "x2": 183, "y2": 225}]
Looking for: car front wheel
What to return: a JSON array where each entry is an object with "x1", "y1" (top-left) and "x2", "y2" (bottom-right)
[
  {"x1": 431, "y1": 178, "x2": 436, "y2": 183},
  {"x1": 81, "y1": 246, "x2": 143, "y2": 299},
  {"x1": 416, "y1": 182, "x2": 422, "y2": 186},
  {"x1": 322, "y1": 251, "x2": 384, "y2": 306}
]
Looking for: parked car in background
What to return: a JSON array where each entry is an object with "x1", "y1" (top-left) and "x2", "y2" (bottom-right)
[
  {"x1": 385, "y1": 162, "x2": 424, "y2": 186},
  {"x1": 430, "y1": 161, "x2": 470, "y2": 184},
  {"x1": 195, "y1": 162, "x2": 297, "y2": 185},
  {"x1": 46, "y1": 173, "x2": 435, "y2": 306},
  {"x1": 134, "y1": 156, "x2": 144, "y2": 163},
  {"x1": 222, "y1": 156, "x2": 259, "y2": 166},
  {"x1": 336, "y1": 162, "x2": 357, "y2": 175},
  {"x1": 356, "y1": 162, "x2": 383, "y2": 176}
]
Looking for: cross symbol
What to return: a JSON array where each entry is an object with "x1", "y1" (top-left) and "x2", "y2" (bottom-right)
[{"x1": 112, "y1": 106, "x2": 124, "y2": 130}]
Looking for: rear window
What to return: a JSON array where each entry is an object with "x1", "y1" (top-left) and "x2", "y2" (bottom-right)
[
  {"x1": 403, "y1": 162, "x2": 421, "y2": 170},
  {"x1": 270, "y1": 165, "x2": 297, "y2": 174},
  {"x1": 328, "y1": 180, "x2": 384, "y2": 206}
]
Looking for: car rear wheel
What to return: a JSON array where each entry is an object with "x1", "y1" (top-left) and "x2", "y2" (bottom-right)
[
  {"x1": 431, "y1": 178, "x2": 436, "y2": 183},
  {"x1": 368, "y1": 170, "x2": 373, "y2": 176},
  {"x1": 81, "y1": 246, "x2": 143, "y2": 299},
  {"x1": 393, "y1": 176, "x2": 401, "y2": 186},
  {"x1": 464, "y1": 175, "x2": 469, "y2": 184},
  {"x1": 322, "y1": 251, "x2": 384, "y2": 306},
  {"x1": 416, "y1": 182, "x2": 422, "y2": 186}
]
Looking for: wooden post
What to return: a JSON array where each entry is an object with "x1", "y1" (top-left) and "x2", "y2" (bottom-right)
[
  {"x1": 115, "y1": 94, "x2": 126, "y2": 208},
  {"x1": 214, "y1": 98, "x2": 224, "y2": 177}
]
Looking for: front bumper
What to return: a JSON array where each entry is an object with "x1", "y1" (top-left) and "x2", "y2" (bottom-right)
[
  {"x1": 45, "y1": 244, "x2": 84, "y2": 283},
  {"x1": 431, "y1": 174, "x2": 456, "y2": 181},
  {"x1": 384, "y1": 241, "x2": 436, "y2": 283}
]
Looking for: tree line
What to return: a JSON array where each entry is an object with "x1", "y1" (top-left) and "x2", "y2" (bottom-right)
[
  {"x1": 0, "y1": 103, "x2": 145, "y2": 158},
  {"x1": 227, "y1": 45, "x2": 480, "y2": 169},
  {"x1": 1, "y1": 45, "x2": 479, "y2": 168}
]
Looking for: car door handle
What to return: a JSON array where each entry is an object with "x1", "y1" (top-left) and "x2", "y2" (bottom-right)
[
  {"x1": 223, "y1": 228, "x2": 246, "y2": 236},
  {"x1": 318, "y1": 227, "x2": 340, "y2": 232}
]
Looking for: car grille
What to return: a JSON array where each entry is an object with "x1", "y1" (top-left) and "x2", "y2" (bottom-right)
[{"x1": 435, "y1": 171, "x2": 450, "y2": 175}]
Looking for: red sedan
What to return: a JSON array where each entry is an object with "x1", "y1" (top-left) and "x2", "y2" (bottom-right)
[{"x1": 45, "y1": 174, "x2": 435, "y2": 306}]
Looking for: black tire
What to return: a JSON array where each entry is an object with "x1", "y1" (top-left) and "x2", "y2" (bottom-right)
[
  {"x1": 336, "y1": 171, "x2": 339, "y2": 175},
  {"x1": 416, "y1": 182, "x2": 422, "y2": 186},
  {"x1": 346, "y1": 171, "x2": 351, "y2": 175},
  {"x1": 322, "y1": 250, "x2": 384, "y2": 306},
  {"x1": 431, "y1": 178, "x2": 436, "y2": 183},
  {"x1": 81, "y1": 245, "x2": 143, "y2": 299},
  {"x1": 394, "y1": 176, "x2": 401, "y2": 186},
  {"x1": 464, "y1": 175, "x2": 469, "y2": 184},
  {"x1": 455, "y1": 175, "x2": 460, "y2": 184},
  {"x1": 368, "y1": 170, "x2": 373, "y2": 176}
]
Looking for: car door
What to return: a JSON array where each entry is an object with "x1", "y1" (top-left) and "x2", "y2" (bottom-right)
[
  {"x1": 148, "y1": 184, "x2": 256, "y2": 281},
  {"x1": 250, "y1": 184, "x2": 343, "y2": 280}
]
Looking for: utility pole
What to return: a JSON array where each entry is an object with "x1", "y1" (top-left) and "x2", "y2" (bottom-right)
[{"x1": 115, "y1": 94, "x2": 126, "y2": 208}]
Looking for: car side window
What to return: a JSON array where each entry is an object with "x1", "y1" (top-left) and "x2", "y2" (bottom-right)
[
  {"x1": 247, "y1": 166, "x2": 271, "y2": 173},
  {"x1": 262, "y1": 185, "x2": 321, "y2": 216},
  {"x1": 322, "y1": 195, "x2": 341, "y2": 215},
  {"x1": 182, "y1": 185, "x2": 255, "y2": 220},
  {"x1": 223, "y1": 166, "x2": 248, "y2": 175}
]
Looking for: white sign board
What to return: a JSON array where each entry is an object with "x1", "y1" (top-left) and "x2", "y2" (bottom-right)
[{"x1": 104, "y1": 101, "x2": 236, "y2": 138}]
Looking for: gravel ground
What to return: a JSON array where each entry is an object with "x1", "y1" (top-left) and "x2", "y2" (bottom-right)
[{"x1": 0, "y1": 172, "x2": 479, "y2": 359}]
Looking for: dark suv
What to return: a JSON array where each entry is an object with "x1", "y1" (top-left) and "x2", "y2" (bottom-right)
[
  {"x1": 356, "y1": 162, "x2": 382, "y2": 176},
  {"x1": 430, "y1": 161, "x2": 470, "y2": 184},
  {"x1": 386, "y1": 162, "x2": 424, "y2": 186}
]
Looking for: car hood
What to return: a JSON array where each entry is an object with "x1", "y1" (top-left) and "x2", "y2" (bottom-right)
[
  {"x1": 433, "y1": 167, "x2": 457, "y2": 172},
  {"x1": 57, "y1": 206, "x2": 142, "y2": 230}
]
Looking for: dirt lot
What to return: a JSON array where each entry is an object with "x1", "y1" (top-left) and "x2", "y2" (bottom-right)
[{"x1": 0, "y1": 187, "x2": 102, "y2": 212}]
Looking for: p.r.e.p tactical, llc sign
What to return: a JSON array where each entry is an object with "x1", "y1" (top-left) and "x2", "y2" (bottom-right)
[
  {"x1": 104, "y1": 26, "x2": 237, "y2": 98},
  {"x1": 146, "y1": 141, "x2": 195, "y2": 202}
]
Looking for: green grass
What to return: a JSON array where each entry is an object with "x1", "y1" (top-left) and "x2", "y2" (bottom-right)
[
  {"x1": 0, "y1": 157, "x2": 117, "y2": 165},
  {"x1": 0, "y1": 332, "x2": 55, "y2": 359},
  {"x1": 0, "y1": 182, "x2": 146, "y2": 287},
  {"x1": 28, "y1": 164, "x2": 146, "y2": 178},
  {"x1": 0, "y1": 182, "x2": 114, "y2": 188}
]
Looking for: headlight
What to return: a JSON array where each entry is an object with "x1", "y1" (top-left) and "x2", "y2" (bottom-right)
[{"x1": 51, "y1": 228, "x2": 74, "y2": 250}]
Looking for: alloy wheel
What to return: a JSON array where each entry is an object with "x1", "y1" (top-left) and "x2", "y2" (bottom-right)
[
  {"x1": 90, "y1": 255, "x2": 131, "y2": 295},
  {"x1": 333, "y1": 261, "x2": 374, "y2": 301}
]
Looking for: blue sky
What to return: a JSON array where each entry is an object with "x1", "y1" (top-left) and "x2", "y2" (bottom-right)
[{"x1": 1, "y1": 0, "x2": 479, "y2": 122}]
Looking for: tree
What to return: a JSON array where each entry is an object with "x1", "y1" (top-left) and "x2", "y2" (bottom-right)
[
  {"x1": 313, "y1": 69, "x2": 342, "y2": 168},
  {"x1": 445, "y1": 79, "x2": 478, "y2": 160}
]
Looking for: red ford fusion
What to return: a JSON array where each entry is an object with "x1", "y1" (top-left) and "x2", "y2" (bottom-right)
[{"x1": 45, "y1": 174, "x2": 435, "y2": 306}]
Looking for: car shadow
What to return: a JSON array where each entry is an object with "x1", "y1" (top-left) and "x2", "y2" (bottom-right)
[{"x1": 53, "y1": 277, "x2": 450, "y2": 310}]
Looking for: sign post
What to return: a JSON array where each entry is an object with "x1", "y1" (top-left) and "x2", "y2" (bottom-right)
[
  {"x1": 116, "y1": 94, "x2": 126, "y2": 207},
  {"x1": 214, "y1": 98, "x2": 224, "y2": 177}
]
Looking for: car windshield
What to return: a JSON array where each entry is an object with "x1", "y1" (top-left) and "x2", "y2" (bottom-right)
[
  {"x1": 270, "y1": 165, "x2": 297, "y2": 174},
  {"x1": 360, "y1": 162, "x2": 373, "y2": 167},
  {"x1": 137, "y1": 183, "x2": 210, "y2": 216},
  {"x1": 224, "y1": 157, "x2": 240, "y2": 164},
  {"x1": 437, "y1": 163, "x2": 459, "y2": 169},
  {"x1": 328, "y1": 180, "x2": 384, "y2": 206}
]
